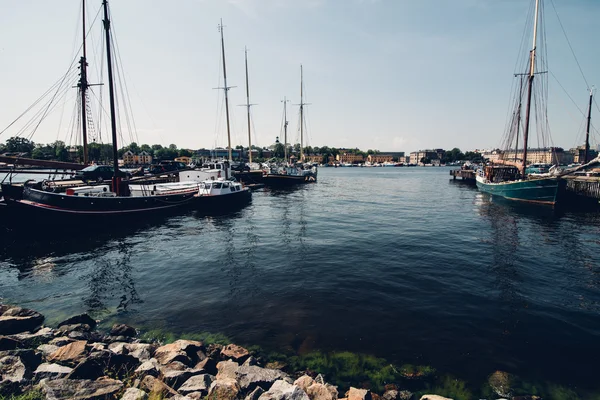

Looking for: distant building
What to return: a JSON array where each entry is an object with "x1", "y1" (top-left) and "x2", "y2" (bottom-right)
[
  {"x1": 122, "y1": 150, "x2": 153, "y2": 166},
  {"x1": 570, "y1": 145, "x2": 598, "y2": 163},
  {"x1": 499, "y1": 147, "x2": 572, "y2": 165},
  {"x1": 175, "y1": 156, "x2": 192, "y2": 165},
  {"x1": 336, "y1": 152, "x2": 364, "y2": 164},
  {"x1": 304, "y1": 155, "x2": 323, "y2": 163},
  {"x1": 409, "y1": 150, "x2": 439, "y2": 165}
]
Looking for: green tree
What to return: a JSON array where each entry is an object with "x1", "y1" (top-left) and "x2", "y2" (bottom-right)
[
  {"x1": 273, "y1": 143, "x2": 285, "y2": 158},
  {"x1": 178, "y1": 148, "x2": 193, "y2": 157},
  {"x1": 5, "y1": 137, "x2": 35, "y2": 154}
]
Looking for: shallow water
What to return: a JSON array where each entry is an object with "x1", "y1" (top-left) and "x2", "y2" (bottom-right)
[{"x1": 1, "y1": 166, "x2": 599, "y2": 393}]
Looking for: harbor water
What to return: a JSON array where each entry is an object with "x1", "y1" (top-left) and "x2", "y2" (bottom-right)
[{"x1": 1, "y1": 167, "x2": 599, "y2": 393}]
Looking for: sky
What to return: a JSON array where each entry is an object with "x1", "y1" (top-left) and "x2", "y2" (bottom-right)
[{"x1": 0, "y1": 0, "x2": 599, "y2": 154}]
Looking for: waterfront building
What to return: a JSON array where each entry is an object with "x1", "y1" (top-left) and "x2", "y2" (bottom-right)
[
  {"x1": 336, "y1": 152, "x2": 364, "y2": 164},
  {"x1": 409, "y1": 150, "x2": 439, "y2": 165},
  {"x1": 122, "y1": 150, "x2": 153, "y2": 166},
  {"x1": 499, "y1": 147, "x2": 573, "y2": 165},
  {"x1": 570, "y1": 145, "x2": 598, "y2": 163},
  {"x1": 175, "y1": 156, "x2": 192, "y2": 165}
]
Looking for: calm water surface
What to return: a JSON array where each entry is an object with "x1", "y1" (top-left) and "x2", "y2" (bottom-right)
[{"x1": 1, "y1": 167, "x2": 599, "y2": 391}]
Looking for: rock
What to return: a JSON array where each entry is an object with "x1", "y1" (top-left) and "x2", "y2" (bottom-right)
[
  {"x1": 56, "y1": 313, "x2": 97, "y2": 330},
  {"x1": 208, "y1": 378, "x2": 240, "y2": 400},
  {"x1": 40, "y1": 377, "x2": 123, "y2": 399},
  {"x1": 154, "y1": 340, "x2": 204, "y2": 366},
  {"x1": 294, "y1": 375, "x2": 315, "y2": 392},
  {"x1": 0, "y1": 349, "x2": 42, "y2": 371},
  {"x1": 89, "y1": 343, "x2": 105, "y2": 352},
  {"x1": 179, "y1": 373, "x2": 215, "y2": 395},
  {"x1": 206, "y1": 343, "x2": 224, "y2": 359},
  {"x1": 121, "y1": 387, "x2": 148, "y2": 400},
  {"x1": 0, "y1": 306, "x2": 44, "y2": 335},
  {"x1": 221, "y1": 344, "x2": 250, "y2": 362},
  {"x1": 243, "y1": 356, "x2": 260, "y2": 367},
  {"x1": 258, "y1": 379, "x2": 310, "y2": 400},
  {"x1": 47, "y1": 340, "x2": 87, "y2": 366},
  {"x1": 126, "y1": 343, "x2": 156, "y2": 361},
  {"x1": 216, "y1": 359, "x2": 240, "y2": 380},
  {"x1": 246, "y1": 386, "x2": 265, "y2": 400},
  {"x1": 0, "y1": 336, "x2": 22, "y2": 350},
  {"x1": 136, "y1": 358, "x2": 161, "y2": 377},
  {"x1": 236, "y1": 365, "x2": 288, "y2": 391},
  {"x1": 347, "y1": 387, "x2": 372, "y2": 400},
  {"x1": 67, "y1": 350, "x2": 140, "y2": 380},
  {"x1": 398, "y1": 391, "x2": 413, "y2": 400},
  {"x1": 196, "y1": 357, "x2": 218, "y2": 375},
  {"x1": 49, "y1": 337, "x2": 75, "y2": 347},
  {"x1": 0, "y1": 355, "x2": 27, "y2": 383},
  {"x1": 10, "y1": 327, "x2": 54, "y2": 347},
  {"x1": 419, "y1": 396, "x2": 452, "y2": 400},
  {"x1": 164, "y1": 360, "x2": 188, "y2": 371},
  {"x1": 383, "y1": 390, "x2": 398, "y2": 400},
  {"x1": 307, "y1": 383, "x2": 337, "y2": 400},
  {"x1": 488, "y1": 371, "x2": 514, "y2": 398},
  {"x1": 265, "y1": 361, "x2": 287, "y2": 370},
  {"x1": 108, "y1": 342, "x2": 129, "y2": 355},
  {"x1": 68, "y1": 331, "x2": 92, "y2": 341},
  {"x1": 37, "y1": 344, "x2": 59, "y2": 357},
  {"x1": 111, "y1": 323, "x2": 137, "y2": 337},
  {"x1": 161, "y1": 368, "x2": 194, "y2": 390},
  {"x1": 33, "y1": 363, "x2": 72, "y2": 380},
  {"x1": 56, "y1": 323, "x2": 92, "y2": 336}
]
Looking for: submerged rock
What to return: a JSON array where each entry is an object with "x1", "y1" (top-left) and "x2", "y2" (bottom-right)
[
  {"x1": 56, "y1": 314, "x2": 97, "y2": 331},
  {"x1": 40, "y1": 377, "x2": 123, "y2": 400},
  {"x1": 110, "y1": 323, "x2": 137, "y2": 338}
]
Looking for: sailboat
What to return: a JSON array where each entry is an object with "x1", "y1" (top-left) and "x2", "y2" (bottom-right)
[
  {"x1": 1, "y1": 1, "x2": 201, "y2": 219},
  {"x1": 263, "y1": 65, "x2": 318, "y2": 187},
  {"x1": 475, "y1": 0, "x2": 565, "y2": 205}
]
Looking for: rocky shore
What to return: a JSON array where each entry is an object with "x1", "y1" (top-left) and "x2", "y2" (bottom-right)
[{"x1": 0, "y1": 304, "x2": 553, "y2": 400}]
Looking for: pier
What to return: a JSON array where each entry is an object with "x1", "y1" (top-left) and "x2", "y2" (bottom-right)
[
  {"x1": 450, "y1": 168, "x2": 476, "y2": 184},
  {"x1": 562, "y1": 175, "x2": 600, "y2": 203}
]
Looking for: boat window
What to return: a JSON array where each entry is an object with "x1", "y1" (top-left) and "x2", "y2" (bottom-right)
[
  {"x1": 222, "y1": 182, "x2": 230, "y2": 188},
  {"x1": 213, "y1": 182, "x2": 223, "y2": 189},
  {"x1": 202, "y1": 183, "x2": 211, "y2": 189}
]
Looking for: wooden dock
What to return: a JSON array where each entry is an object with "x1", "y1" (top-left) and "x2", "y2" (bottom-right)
[
  {"x1": 562, "y1": 175, "x2": 600, "y2": 203},
  {"x1": 450, "y1": 169, "x2": 476, "y2": 184}
]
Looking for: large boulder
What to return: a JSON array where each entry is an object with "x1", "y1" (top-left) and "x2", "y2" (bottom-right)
[
  {"x1": 258, "y1": 380, "x2": 310, "y2": 400},
  {"x1": 126, "y1": 343, "x2": 156, "y2": 361},
  {"x1": 246, "y1": 386, "x2": 265, "y2": 400},
  {"x1": 37, "y1": 344, "x2": 60, "y2": 357},
  {"x1": 154, "y1": 340, "x2": 204, "y2": 366},
  {"x1": 208, "y1": 378, "x2": 240, "y2": 400},
  {"x1": 0, "y1": 306, "x2": 44, "y2": 335},
  {"x1": 221, "y1": 344, "x2": 250, "y2": 362},
  {"x1": 179, "y1": 373, "x2": 215, "y2": 395},
  {"x1": 0, "y1": 349, "x2": 42, "y2": 371},
  {"x1": 135, "y1": 358, "x2": 161, "y2": 378},
  {"x1": 56, "y1": 314, "x2": 97, "y2": 330},
  {"x1": 33, "y1": 363, "x2": 73, "y2": 380},
  {"x1": 47, "y1": 340, "x2": 88, "y2": 366},
  {"x1": 196, "y1": 357, "x2": 218, "y2": 375},
  {"x1": 236, "y1": 365, "x2": 288, "y2": 391},
  {"x1": 67, "y1": 350, "x2": 140, "y2": 380},
  {"x1": 40, "y1": 377, "x2": 123, "y2": 400}
]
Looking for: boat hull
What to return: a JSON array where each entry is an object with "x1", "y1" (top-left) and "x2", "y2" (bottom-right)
[
  {"x1": 262, "y1": 173, "x2": 317, "y2": 187},
  {"x1": 194, "y1": 188, "x2": 252, "y2": 213},
  {"x1": 232, "y1": 170, "x2": 264, "y2": 184},
  {"x1": 476, "y1": 175, "x2": 561, "y2": 205}
]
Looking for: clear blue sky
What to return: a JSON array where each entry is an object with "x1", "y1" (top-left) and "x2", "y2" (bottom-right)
[{"x1": 0, "y1": 0, "x2": 598, "y2": 153}]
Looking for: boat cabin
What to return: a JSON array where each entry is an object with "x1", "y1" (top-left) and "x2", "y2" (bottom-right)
[{"x1": 479, "y1": 165, "x2": 521, "y2": 183}]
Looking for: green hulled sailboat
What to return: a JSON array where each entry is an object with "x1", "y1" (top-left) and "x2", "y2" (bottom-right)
[{"x1": 476, "y1": 0, "x2": 561, "y2": 205}]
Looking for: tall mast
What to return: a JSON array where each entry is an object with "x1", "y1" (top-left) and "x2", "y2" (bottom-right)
[
  {"x1": 515, "y1": 75, "x2": 524, "y2": 162},
  {"x1": 299, "y1": 65, "x2": 304, "y2": 162},
  {"x1": 244, "y1": 47, "x2": 252, "y2": 163},
  {"x1": 521, "y1": 0, "x2": 540, "y2": 175},
  {"x1": 584, "y1": 87, "x2": 594, "y2": 163},
  {"x1": 283, "y1": 97, "x2": 289, "y2": 162},
  {"x1": 79, "y1": 0, "x2": 89, "y2": 165},
  {"x1": 103, "y1": 0, "x2": 120, "y2": 192},
  {"x1": 219, "y1": 19, "x2": 232, "y2": 162}
]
